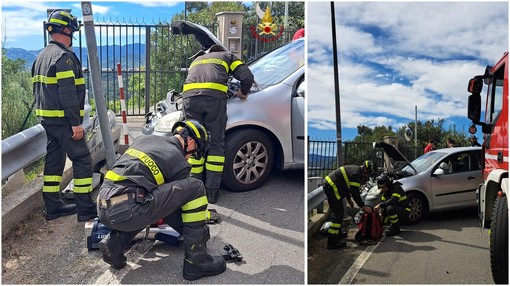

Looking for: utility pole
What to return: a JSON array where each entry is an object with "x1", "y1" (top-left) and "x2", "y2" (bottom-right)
[
  {"x1": 415, "y1": 105, "x2": 418, "y2": 157},
  {"x1": 331, "y1": 2, "x2": 343, "y2": 167},
  {"x1": 80, "y1": 2, "x2": 117, "y2": 169}
]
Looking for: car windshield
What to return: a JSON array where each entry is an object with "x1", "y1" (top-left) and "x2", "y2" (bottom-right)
[
  {"x1": 248, "y1": 39, "x2": 304, "y2": 89},
  {"x1": 402, "y1": 151, "x2": 447, "y2": 174}
]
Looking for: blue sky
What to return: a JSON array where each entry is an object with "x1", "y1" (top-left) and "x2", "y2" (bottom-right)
[
  {"x1": 307, "y1": 2, "x2": 509, "y2": 143},
  {"x1": 1, "y1": 1, "x2": 185, "y2": 50}
]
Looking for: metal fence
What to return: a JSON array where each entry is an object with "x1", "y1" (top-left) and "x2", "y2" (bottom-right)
[
  {"x1": 44, "y1": 18, "x2": 294, "y2": 117},
  {"x1": 308, "y1": 138, "x2": 420, "y2": 177}
]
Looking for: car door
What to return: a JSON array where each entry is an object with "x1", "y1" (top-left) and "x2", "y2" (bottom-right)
[
  {"x1": 292, "y1": 78, "x2": 305, "y2": 164},
  {"x1": 430, "y1": 151, "x2": 481, "y2": 210}
]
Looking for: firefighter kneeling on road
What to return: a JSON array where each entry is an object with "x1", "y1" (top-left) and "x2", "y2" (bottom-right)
[
  {"x1": 373, "y1": 174, "x2": 411, "y2": 237},
  {"x1": 97, "y1": 120, "x2": 226, "y2": 281},
  {"x1": 322, "y1": 160, "x2": 375, "y2": 249}
]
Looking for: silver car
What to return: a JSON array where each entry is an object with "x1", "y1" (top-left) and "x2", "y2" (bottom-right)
[
  {"x1": 160, "y1": 21, "x2": 305, "y2": 192},
  {"x1": 371, "y1": 142, "x2": 483, "y2": 223}
]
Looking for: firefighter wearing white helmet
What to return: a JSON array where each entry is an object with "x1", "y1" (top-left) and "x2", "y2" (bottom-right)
[
  {"x1": 97, "y1": 120, "x2": 226, "y2": 280},
  {"x1": 321, "y1": 160, "x2": 375, "y2": 249}
]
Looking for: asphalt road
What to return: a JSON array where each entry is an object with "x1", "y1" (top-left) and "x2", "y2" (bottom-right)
[
  {"x1": 2, "y1": 169, "x2": 304, "y2": 284},
  {"x1": 308, "y1": 207, "x2": 494, "y2": 284}
]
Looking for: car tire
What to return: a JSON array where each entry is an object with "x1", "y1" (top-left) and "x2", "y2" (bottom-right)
[
  {"x1": 406, "y1": 192, "x2": 427, "y2": 224},
  {"x1": 222, "y1": 129, "x2": 274, "y2": 192},
  {"x1": 490, "y1": 195, "x2": 508, "y2": 284}
]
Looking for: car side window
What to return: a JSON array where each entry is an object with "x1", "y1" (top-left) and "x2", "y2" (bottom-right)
[
  {"x1": 470, "y1": 151, "x2": 482, "y2": 171},
  {"x1": 449, "y1": 152, "x2": 470, "y2": 173}
]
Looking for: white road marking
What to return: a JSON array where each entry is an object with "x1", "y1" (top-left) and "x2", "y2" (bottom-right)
[{"x1": 339, "y1": 237, "x2": 385, "y2": 284}]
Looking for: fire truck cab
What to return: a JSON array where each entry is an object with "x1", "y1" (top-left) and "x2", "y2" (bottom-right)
[{"x1": 467, "y1": 51, "x2": 508, "y2": 284}]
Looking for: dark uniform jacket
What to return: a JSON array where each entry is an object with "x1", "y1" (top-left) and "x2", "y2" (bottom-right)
[
  {"x1": 182, "y1": 51, "x2": 254, "y2": 98},
  {"x1": 380, "y1": 182, "x2": 411, "y2": 210},
  {"x1": 322, "y1": 165, "x2": 365, "y2": 207},
  {"x1": 101, "y1": 135, "x2": 191, "y2": 198},
  {"x1": 32, "y1": 40, "x2": 86, "y2": 126}
]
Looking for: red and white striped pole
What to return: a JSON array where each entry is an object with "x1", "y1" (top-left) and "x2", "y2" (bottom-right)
[{"x1": 116, "y1": 63, "x2": 129, "y2": 145}]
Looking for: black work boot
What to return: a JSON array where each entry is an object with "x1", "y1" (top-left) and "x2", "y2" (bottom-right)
[
  {"x1": 99, "y1": 230, "x2": 139, "y2": 270},
  {"x1": 385, "y1": 225, "x2": 401, "y2": 237},
  {"x1": 74, "y1": 193, "x2": 98, "y2": 222},
  {"x1": 43, "y1": 192, "x2": 77, "y2": 220},
  {"x1": 206, "y1": 188, "x2": 219, "y2": 204},
  {"x1": 183, "y1": 243, "x2": 227, "y2": 281},
  {"x1": 327, "y1": 234, "x2": 347, "y2": 249}
]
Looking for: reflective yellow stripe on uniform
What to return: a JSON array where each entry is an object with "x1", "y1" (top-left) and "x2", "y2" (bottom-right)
[
  {"x1": 340, "y1": 167, "x2": 360, "y2": 188},
  {"x1": 74, "y1": 177, "x2": 93, "y2": 185},
  {"x1": 125, "y1": 148, "x2": 165, "y2": 185},
  {"x1": 206, "y1": 163, "x2": 223, "y2": 172},
  {"x1": 43, "y1": 185, "x2": 60, "y2": 193},
  {"x1": 105, "y1": 170, "x2": 127, "y2": 181},
  {"x1": 182, "y1": 196, "x2": 208, "y2": 211},
  {"x1": 188, "y1": 157, "x2": 205, "y2": 174},
  {"x1": 182, "y1": 211, "x2": 207, "y2": 223},
  {"x1": 33, "y1": 75, "x2": 58, "y2": 84},
  {"x1": 44, "y1": 175, "x2": 62, "y2": 182},
  {"x1": 56, "y1": 70, "x2": 75, "y2": 80},
  {"x1": 189, "y1": 58, "x2": 229, "y2": 73},
  {"x1": 325, "y1": 176, "x2": 340, "y2": 200},
  {"x1": 73, "y1": 185, "x2": 92, "y2": 193},
  {"x1": 75, "y1": 77, "x2": 85, "y2": 85},
  {"x1": 207, "y1": 155, "x2": 225, "y2": 163},
  {"x1": 183, "y1": 82, "x2": 228, "y2": 93},
  {"x1": 36, "y1": 109, "x2": 85, "y2": 117},
  {"x1": 230, "y1": 60, "x2": 243, "y2": 72},
  {"x1": 389, "y1": 214, "x2": 399, "y2": 223}
]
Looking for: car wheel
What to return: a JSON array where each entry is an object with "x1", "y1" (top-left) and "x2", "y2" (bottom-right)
[
  {"x1": 407, "y1": 192, "x2": 427, "y2": 224},
  {"x1": 490, "y1": 195, "x2": 508, "y2": 284},
  {"x1": 222, "y1": 129, "x2": 274, "y2": 192}
]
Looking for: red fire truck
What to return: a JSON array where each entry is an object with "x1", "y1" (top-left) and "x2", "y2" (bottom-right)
[{"x1": 467, "y1": 51, "x2": 508, "y2": 284}]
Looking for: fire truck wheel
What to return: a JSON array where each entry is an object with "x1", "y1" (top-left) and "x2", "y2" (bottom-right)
[{"x1": 490, "y1": 194, "x2": 508, "y2": 284}]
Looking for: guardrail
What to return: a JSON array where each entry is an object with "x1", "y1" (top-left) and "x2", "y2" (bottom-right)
[
  {"x1": 2, "y1": 100, "x2": 94, "y2": 182},
  {"x1": 308, "y1": 186, "x2": 327, "y2": 213}
]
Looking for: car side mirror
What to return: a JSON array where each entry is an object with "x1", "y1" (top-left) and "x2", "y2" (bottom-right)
[
  {"x1": 296, "y1": 80, "x2": 305, "y2": 97},
  {"x1": 433, "y1": 168, "x2": 445, "y2": 176}
]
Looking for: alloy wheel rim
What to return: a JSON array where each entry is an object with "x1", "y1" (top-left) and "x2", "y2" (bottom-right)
[{"x1": 233, "y1": 140, "x2": 268, "y2": 184}]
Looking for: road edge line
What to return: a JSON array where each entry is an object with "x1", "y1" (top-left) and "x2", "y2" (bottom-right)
[{"x1": 339, "y1": 237, "x2": 385, "y2": 284}]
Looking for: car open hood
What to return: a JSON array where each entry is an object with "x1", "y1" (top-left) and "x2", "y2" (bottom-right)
[
  {"x1": 171, "y1": 20, "x2": 225, "y2": 51},
  {"x1": 373, "y1": 141, "x2": 417, "y2": 174}
]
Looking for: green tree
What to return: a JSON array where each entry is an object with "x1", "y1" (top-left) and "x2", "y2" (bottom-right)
[{"x1": 1, "y1": 51, "x2": 36, "y2": 138}]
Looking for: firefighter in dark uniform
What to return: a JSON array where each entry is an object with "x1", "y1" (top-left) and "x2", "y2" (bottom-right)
[
  {"x1": 182, "y1": 44, "x2": 254, "y2": 204},
  {"x1": 32, "y1": 9, "x2": 96, "y2": 221},
  {"x1": 322, "y1": 160, "x2": 375, "y2": 249},
  {"x1": 97, "y1": 120, "x2": 226, "y2": 281},
  {"x1": 374, "y1": 174, "x2": 411, "y2": 236}
]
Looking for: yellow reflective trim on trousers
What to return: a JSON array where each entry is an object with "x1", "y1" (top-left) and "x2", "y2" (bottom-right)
[
  {"x1": 36, "y1": 109, "x2": 85, "y2": 117},
  {"x1": 44, "y1": 175, "x2": 62, "y2": 182},
  {"x1": 399, "y1": 196, "x2": 407, "y2": 202},
  {"x1": 207, "y1": 155, "x2": 225, "y2": 163},
  {"x1": 33, "y1": 75, "x2": 57, "y2": 84},
  {"x1": 56, "y1": 70, "x2": 75, "y2": 80},
  {"x1": 325, "y1": 176, "x2": 340, "y2": 200},
  {"x1": 191, "y1": 166, "x2": 204, "y2": 174},
  {"x1": 230, "y1": 60, "x2": 243, "y2": 72},
  {"x1": 73, "y1": 185, "x2": 92, "y2": 193},
  {"x1": 350, "y1": 181, "x2": 361, "y2": 187},
  {"x1": 328, "y1": 228, "x2": 340, "y2": 234},
  {"x1": 330, "y1": 223, "x2": 341, "y2": 228},
  {"x1": 183, "y1": 82, "x2": 228, "y2": 93},
  {"x1": 189, "y1": 58, "x2": 229, "y2": 73},
  {"x1": 74, "y1": 177, "x2": 93, "y2": 185},
  {"x1": 182, "y1": 211, "x2": 207, "y2": 223},
  {"x1": 43, "y1": 185, "x2": 60, "y2": 192},
  {"x1": 205, "y1": 163, "x2": 223, "y2": 172},
  {"x1": 105, "y1": 170, "x2": 127, "y2": 181},
  {"x1": 125, "y1": 148, "x2": 164, "y2": 185},
  {"x1": 188, "y1": 157, "x2": 205, "y2": 165},
  {"x1": 182, "y1": 196, "x2": 208, "y2": 211}
]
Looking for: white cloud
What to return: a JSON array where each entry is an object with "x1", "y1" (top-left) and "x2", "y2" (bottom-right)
[{"x1": 307, "y1": 1, "x2": 507, "y2": 138}]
